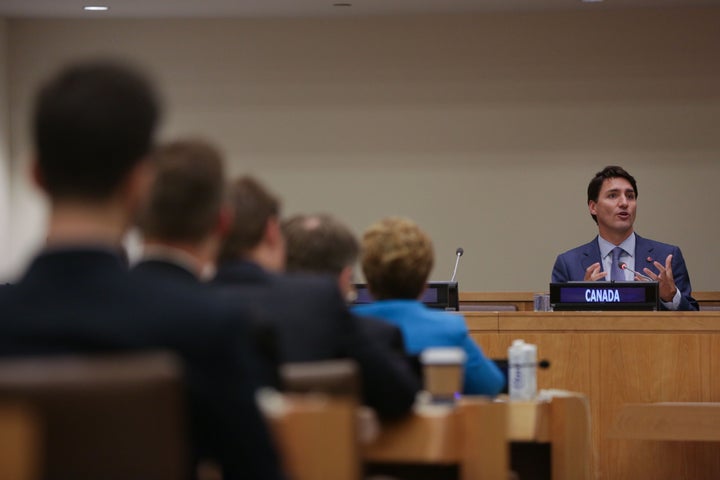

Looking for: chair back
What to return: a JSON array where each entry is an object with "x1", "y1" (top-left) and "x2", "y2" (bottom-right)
[
  {"x1": 0, "y1": 351, "x2": 188, "y2": 480},
  {"x1": 280, "y1": 359, "x2": 360, "y2": 397},
  {"x1": 0, "y1": 402, "x2": 40, "y2": 480},
  {"x1": 263, "y1": 359, "x2": 361, "y2": 480}
]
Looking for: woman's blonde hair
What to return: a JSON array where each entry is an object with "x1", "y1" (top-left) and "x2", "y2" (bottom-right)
[{"x1": 361, "y1": 217, "x2": 434, "y2": 300}]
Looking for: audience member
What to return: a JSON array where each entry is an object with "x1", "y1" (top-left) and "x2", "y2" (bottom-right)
[
  {"x1": 282, "y1": 213, "x2": 417, "y2": 370},
  {"x1": 134, "y1": 138, "x2": 228, "y2": 282},
  {"x1": 283, "y1": 213, "x2": 358, "y2": 300},
  {"x1": 213, "y1": 177, "x2": 420, "y2": 419},
  {"x1": 552, "y1": 165, "x2": 698, "y2": 311},
  {"x1": 0, "y1": 60, "x2": 283, "y2": 479},
  {"x1": 133, "y1": 138, "x2": 279, "y2": 388},
  {"x1": 353, "y1": 217, "x2": 505, "y2": 396}
]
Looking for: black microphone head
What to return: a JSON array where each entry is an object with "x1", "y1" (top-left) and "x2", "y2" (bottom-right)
[
  {"x1": 456, "y1": 247, "x2": 464, "y2": 256},
  {"x1": 618, "y1": 262, "x2": 626, "y2": 270}
]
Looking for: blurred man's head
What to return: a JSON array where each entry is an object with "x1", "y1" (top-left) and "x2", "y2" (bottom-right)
[
  {"x1": 137, "y1": 139, "x2": 226, "y2": 244},
  {"x1": 282, "y1": 213, "x2": 359, "y2": 299},
  {"x1": 361, "y1": 217, "x2": 434, "y2": 300},
  {"x1": 33, "y1": 59, "x2": 160, "y2": 203},
  {"x1": 218, "y1": 176, "x2": 285, "y2": 272},
  {"x1": 135, "y1": 139, "x2": 228, "y2": 273}
]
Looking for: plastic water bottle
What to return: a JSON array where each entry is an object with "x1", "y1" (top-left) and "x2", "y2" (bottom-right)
[{"x1": 508, "y1": 339, "x2": 537, "y2": 401}]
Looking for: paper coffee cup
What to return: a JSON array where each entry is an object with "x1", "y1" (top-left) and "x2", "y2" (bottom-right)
[{"x1": 420, "y1": 347, "x2": 466, "y2": 398}]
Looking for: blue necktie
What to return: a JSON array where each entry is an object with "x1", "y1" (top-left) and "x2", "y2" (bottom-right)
[{"x1": 611, "y1": 247, "x2": 625, "y2": 282}]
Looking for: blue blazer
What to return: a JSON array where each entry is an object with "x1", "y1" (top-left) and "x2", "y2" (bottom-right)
[
  {"x1": 551, "y1": 234, "x2": 698, "y2": 311},
  {"x1": 353, "y1": 300, "x2": 506, "y2": 396}
]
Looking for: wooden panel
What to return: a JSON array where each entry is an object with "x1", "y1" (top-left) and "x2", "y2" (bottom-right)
[
  {"x1": 458, "y1": 400, "x2": 508, "y2": 480},
  {"x1": 462, "y1": 313, "x2": 499, "y2": 332},
  {"x1": 364, "y1": 399, "x2": 509, "y2": 480},
  {"x1": 0, "y1": 403, "x2": 40, "y2": 480},
  {"x1": 470, "y1": 332, "x2": 592, "y2": 395},
  {"x1": 363, "y1": 406, "x2": 460, "y2": 463},
  {"x1": 610, "y1": 403, "x2": 720, "y2": 441},
  {"x1": 549, "y1": 395, "x2": 592, "y2": 480},
  {"x1": 466, "y1": 311, "x2": 720, "y2": 480},
  {"x1": 459, "y1": 292, "x2": 534, "y2": 311},
  {"x1": 692, "y1": 292, "x2": 720, "y2": 302},
  {"x1": 597, "y1": 333, "x2": 720, "y2": 480},
  {"x1": 266, "y1": 395, "x2": 359, "y2": 480},
  {"x1": 507, "y1": 401, "x2": 550, "y2": 442},
  {"x1": 497, "y1": 311, "x2": 720, "y2": 332},
  {"x1": 460, "y1": 292, "x2": 535, "y2": 302},
  {"x1": 366, "y1": 396, "x2": 589, "y2": 480}
]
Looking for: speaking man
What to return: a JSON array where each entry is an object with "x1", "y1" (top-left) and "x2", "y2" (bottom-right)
[{"x1": 551, "y1": 165, "x2": 698, "y2": 311}]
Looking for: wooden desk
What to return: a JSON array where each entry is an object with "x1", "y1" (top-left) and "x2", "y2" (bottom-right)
[
  {"x1": 363, "y1": 398, "x2": 508, "y2": 480},
  {"x1": 459, "y1": 291, "x2": 720, "y2": 311},
  {"x1": 466, "y1": 310, "x2": 720, "y2": 480},
  {"x1": 364, "y1": 394, "x2": 591, "y2": 480}
]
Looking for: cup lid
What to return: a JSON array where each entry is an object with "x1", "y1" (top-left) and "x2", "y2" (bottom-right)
[{"x1": 420, "y1": 347, "x2": 467, "y2": 365}]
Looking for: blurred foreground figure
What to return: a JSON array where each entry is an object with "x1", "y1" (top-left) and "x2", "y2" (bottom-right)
[
  {"x1": 0, "y1": 60, "x2": 283, "y2": 480},
  {"x1": 213, "y1": 177, "x2": 420, "y2": 419}
]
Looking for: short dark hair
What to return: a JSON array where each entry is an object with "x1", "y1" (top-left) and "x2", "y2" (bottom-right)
[
  {"x1": 282, "y1": 214, "x2": 359, "y2": 276},
  {"x1": 587, "y1": 165, "x2": 638, "y2": 224},
  {"x1": 218, "y1": 176, "x2": 281, "y2": 262},
  {"x1": 361, "y1": 217, "x2": 434, "y2": 300},
  {"x1": 33, "y1": 59, "x2": 160, "y2": 200},
  {"x1": 136, "y1": 139, "x2": 225, "y2": 243}
]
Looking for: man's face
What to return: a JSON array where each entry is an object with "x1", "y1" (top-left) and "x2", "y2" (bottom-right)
[{"x1": 589, "y1": 177, "x2": 637, "y2": 240}]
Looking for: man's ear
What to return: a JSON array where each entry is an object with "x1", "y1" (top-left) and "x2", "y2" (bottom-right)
[{"x1": 588, "y1": 200, "x2": 597, "y2": 217}]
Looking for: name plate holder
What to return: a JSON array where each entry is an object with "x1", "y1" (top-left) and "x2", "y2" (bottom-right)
[
  {"x1": 550, "y1": 281, "x2": 659, "y2": 311},
  {"x1": 353, "y1": 281, "x2": 459, "y2": 311}
]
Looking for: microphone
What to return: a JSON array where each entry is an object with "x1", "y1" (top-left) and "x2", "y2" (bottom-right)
[
  {"x1": 619, "y1": 262, "x2": 653, "y2": 281},
  {"x1": 450, "y1": 247, "x2": 464, "y2": 283}
]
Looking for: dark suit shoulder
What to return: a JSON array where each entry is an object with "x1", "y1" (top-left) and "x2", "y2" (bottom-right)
[
  {"x1": 635, "y1": 234, "x2": 681, "y2": 252},
  {"x1": 557, "y1": 238, "x2": 598, "y2": 258}
]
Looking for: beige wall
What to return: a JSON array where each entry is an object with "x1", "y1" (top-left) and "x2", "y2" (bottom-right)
[{"x1": 4, "y1": 8, "x2": 720, "y2": 291}]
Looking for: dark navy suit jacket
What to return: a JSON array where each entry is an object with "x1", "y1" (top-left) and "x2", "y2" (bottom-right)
[
  {"x1": 551, "y1": 234, "x2": 698, "y2": 311},
  {"x1": 0, "y1": 249, "x2": 284, "y2": 480},
  {"x1": 212, "y1": 260, "x2": 421, "y2": 419},
  {"x1": 132, "y1": 257, "x2": 199, "y2": 283}
]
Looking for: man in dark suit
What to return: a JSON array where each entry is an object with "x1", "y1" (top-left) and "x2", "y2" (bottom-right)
[
  {"x1": 0, "y1": 60, "x2": 284, "y2": 479},
  {"x1": 213, "y1": 177, "x2": 420, "y2": 419},
  {"x1": 552, "y1": 165, "x2": 698, "y2": 311},
  {"x1": 133, "y1": 138, "x2": 230, "y2": 283},
  {"x1": 281, "y1": 213, "x2": 414, "y2": 362},
  {"x1": 132, "y1": 138, "x2": 279, "y2": 388}
]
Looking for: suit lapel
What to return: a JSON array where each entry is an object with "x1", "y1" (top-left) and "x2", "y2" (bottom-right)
[
  {"x1": 635, "y1": 234, "x2": 657, "y2": 270},
  {"x1": 580, "y1": 238, "x2": 602, "y2": 273}
]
